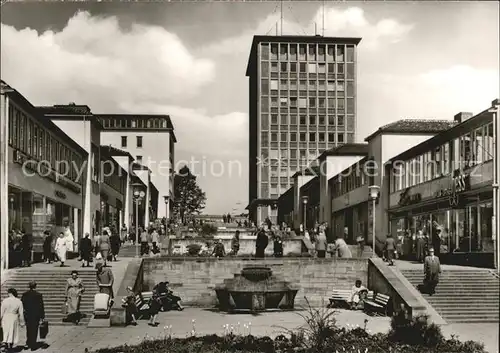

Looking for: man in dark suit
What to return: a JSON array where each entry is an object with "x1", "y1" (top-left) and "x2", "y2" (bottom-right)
[
  {"x1": 423, "y1": 247, "x2": 441, "y2": 295},
  {"x1": 385, "y1": 234, "x2": 396, "y2": 266},
  {"x1": 22, "y1": 281, "x2": 45, "y2": 350}
]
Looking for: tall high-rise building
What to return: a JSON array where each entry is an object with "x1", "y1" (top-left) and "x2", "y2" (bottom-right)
[{"x1": 246, "y1": 35, "x2": 361, "y2": 223}]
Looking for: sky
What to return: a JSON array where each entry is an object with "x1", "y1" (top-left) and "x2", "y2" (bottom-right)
[{"x1": 1, "y1": 1, "x2": 499, "y2": 214}]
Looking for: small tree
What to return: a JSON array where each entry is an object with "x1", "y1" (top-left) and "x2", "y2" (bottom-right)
[{"x1": 172, "y1": 166, "x2": 207, "y2": 225}]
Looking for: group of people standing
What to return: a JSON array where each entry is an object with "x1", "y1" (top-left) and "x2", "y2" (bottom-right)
[{"x1": 1, "y1": 282, "x2": 45, "y2": 351}]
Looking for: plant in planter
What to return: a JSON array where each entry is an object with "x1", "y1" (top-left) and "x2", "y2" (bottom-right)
[
  {"x1": 199, "y1": 223, "x2": 217, "y2": 237},
  {"x1": 186, "y1": 243, "x2": 202, "y2": 256}
]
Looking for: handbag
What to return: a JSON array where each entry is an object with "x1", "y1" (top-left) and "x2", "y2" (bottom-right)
[
  {"x1": 39, "y1": 320, "x2": 49, "y2": 339},
  {"x1": 61, "y1": 301, "x2": 68, "y2": 315}
]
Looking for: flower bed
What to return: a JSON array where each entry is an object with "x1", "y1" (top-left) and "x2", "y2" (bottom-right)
[{"x1": 94, "y1": 299, "x2": 486, "y2": 353}]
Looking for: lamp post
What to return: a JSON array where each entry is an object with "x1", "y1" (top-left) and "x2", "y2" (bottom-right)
[
  {"x1": 163, "y1": 195, "x2": 169, "y2": 234},
  {"x1": 132, "y1": 183, "x2": 146, "y2": 258},
  {"x1": 489, "y1": 99, "x2": 499, "y2": 270},
  {"x1": 301, "y1": 196, "x2": 309, "y2": 234},
  {"x1": 368, "y1": 185, "x2": 380, "y2": 257}
]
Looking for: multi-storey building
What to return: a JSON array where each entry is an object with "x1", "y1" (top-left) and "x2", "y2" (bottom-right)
[
  {"x1": 1, "y1": 82, "x2": 88, "y2": 272},
  {"x1": 98, "y1": 115, "x2": 176, "y2": 223},
  {"x1": 246, "y1": 35, "x2": 361, "y2": 224}
]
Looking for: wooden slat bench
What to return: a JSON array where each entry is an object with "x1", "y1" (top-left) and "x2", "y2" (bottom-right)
[
  {"x1": 328, "y1": 290, "x2": 375, "y2": 308},
  {"x1": 328, "y1": 289, "x2": 351, "y2": 308},
  {"x1": 364, "y1": 293, "x2": 390, "y2": 316},
  {"x1": 134, "y1": 291, "x2": 153, "y2": 319}
]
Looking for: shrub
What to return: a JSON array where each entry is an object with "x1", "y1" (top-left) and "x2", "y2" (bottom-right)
[
  {"x1": 282, "y1": 297, "x2": 338, "y2": 352},
  {"x1": 199, "y1": 223, "x2": 218, "y2": 237},
  {"x1": 388, "y1": 313, "x2": 444, "y2": 347},
  {"x1": 186, "y1": 243, "x2": 202, "y2": 256}
]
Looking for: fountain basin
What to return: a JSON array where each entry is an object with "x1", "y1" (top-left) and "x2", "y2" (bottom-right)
[{"x1": 214, "y1": 266, "x2": 299, "y2": 313}]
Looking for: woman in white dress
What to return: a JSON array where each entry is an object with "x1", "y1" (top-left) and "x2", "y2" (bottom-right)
[
  {"x1": 55, "y1": 232, "x2": 68, "y2": 267},
  {"x1": 64, "y1": 225, "x2": 74, "y2": 253},
  {"x1": 1, "y1": 288, "x2": 24, "y2": 350}
]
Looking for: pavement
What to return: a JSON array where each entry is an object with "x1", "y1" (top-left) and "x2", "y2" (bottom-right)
[{"x1": 2, "y1": 308, "x2": 498, "y2": 353}]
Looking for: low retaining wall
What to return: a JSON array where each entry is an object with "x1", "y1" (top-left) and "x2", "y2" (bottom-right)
[
  {"x1": 110, "y1": 259, "x2": 144, "y2": 326},
  {"x1": 367, "y1": 258, "x2": 445, "y2": 324},
  {"x1": 143, "y1": 257, "x2": 368, "y2": 308},
  {"x1": 168, "y1": 236, "x2": 303, "y2": 256}
]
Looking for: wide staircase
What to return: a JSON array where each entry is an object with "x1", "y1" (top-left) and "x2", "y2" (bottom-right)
[
  {"x1": 401, "y1": 268, "x2": 499, "y2": 323},
  {"x1": 1, "y1": 267, "x2": 98, "y2": 326}
]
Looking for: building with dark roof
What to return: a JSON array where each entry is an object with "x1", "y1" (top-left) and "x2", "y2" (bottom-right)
[
  {"x1": 1, "y1": 82, "x2": 89, "y2": 272},
  {"x1": 384, "y1": 103, "x2": 499, "y2": 268},
  {"x1": 246, "y1": 35, "x2": 362, "y2": 224},
  {"x1": 364, "y1": 119, "x2": 457, "y2": 142}
]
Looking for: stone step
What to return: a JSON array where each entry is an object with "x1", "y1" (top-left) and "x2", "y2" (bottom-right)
[
  {"x1": 424, "y1": 298, "x2": 499, "y2": 304},
  {"x1": 437, "y1": 308, "x2": 499, "y2": 314}
]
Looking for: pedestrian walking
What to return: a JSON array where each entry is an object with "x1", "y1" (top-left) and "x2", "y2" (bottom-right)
[
  {"x1": 333, "y1": 235, "x2": 352, "y2": 258},
  {"x1": 21, "y1": 281, "x2": 45, "y2": 350},
  {"x1": 356, "y1": 233, "x2": 365, "y2": 258},
  {"x1": 1, "y1": 288, "x2": 24, "y2": 351},
  {"x1": 120, "y1": 224, "x2": 128, "y2": 245},
  {"x1": 80, "y1": 233, "x2": 93, "y2": 267},
  {"x1": 96, "y1": 263, "x2": 114, "y2": 301},
  {"x1": 385, "y1": 234, "x2": 396, "y2": 266},
  {"x1": 140, "y1": 228, "x2": 149, "y2": 256},
  {"x1": 315, "y1": 229, "x2": 327, "y2": 258},
  {"x1": 21, "y1": 231, "x2": 32, "y2": 267},
  {"x1": 42, "y1": 231, "x2": 52, "y2": 264},
  {"x1": 64, "y1": 271, "x2": 84, "y2": 324},
  {"x1": 423, "y1": 247, "x2": 441, "y2": 295},
  {"x1": 416, "y1": 231, "x2": 425, "y2": 262},
  {"x1": 55, "y1": 232, "x2": 67, "y2": 267},
  {"x1": 109, "y1": 232, "x2": 120, "y2": 261},
  {"x1": 255, "y1": 228, "x2": 268, "y2": 258},
  {"x1": 99, "y1": 231, "x2": 110, "y2": 267}
]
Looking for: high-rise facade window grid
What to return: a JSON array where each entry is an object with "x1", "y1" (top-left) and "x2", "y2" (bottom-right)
[{"x1": 258, "y1": 41, "x2": 356, "y2": 199}]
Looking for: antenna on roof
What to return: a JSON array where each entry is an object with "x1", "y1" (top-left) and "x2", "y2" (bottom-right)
[
  {"x1": 280, "y1": 0, "x2": 283, "y2": 35},
  {"x1": 314, "y1": 23, "x2": 317, "y2": 36},
  {"x1": 322, "y1": 0, "x2": 325, "y2": 36}
]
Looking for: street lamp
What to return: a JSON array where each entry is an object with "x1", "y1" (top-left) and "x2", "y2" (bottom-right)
[
  {"x1": 163, "y1": 195, "x2": 170, "y2": 233},
  {"x1": 132, "y1": 182, "x2": 146, "y2": 258},
  {"x1": 301, "y1": 196, "x2": 309, "y2": 234},
  {"x1": 368, "y1": 185, "x2": 380, "y2": 257}
]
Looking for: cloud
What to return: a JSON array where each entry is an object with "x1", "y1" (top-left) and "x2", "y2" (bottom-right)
[
  {"x1": 120, "y1": 102, "x2": 248, "y2": 158},
  {"x1": 1, "y1": 11, "x2": 247, "y2": 213},
  {"x1": 357, "y1": 65, "x2": 499, "y2": 139},
  {"x1": 201, "y1": 7, "x2": 413, "y2": 56},
  {"x1": 1, "y1": 11, "x2": 215, "y2": 107}
]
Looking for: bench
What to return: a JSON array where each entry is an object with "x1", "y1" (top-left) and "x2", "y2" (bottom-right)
[
  {"x1": 134, "y1": 291, "x2": 153, "y2": 319},
  {"x1": 328, "y1": 289, "x2": 375, "y2": 308},
  {"x1": 328, "y1": 289, "x2": 351, "y2": 308},
  {"x1": 364, "y1": 293, "x2": 390, "y2": 316}
]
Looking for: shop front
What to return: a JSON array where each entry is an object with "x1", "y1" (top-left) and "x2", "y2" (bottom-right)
[
  {"x1": 8, "y1": 153, "x2": 83, "y2": 267},
  {"x1": 388, "y1": 162, "x2": 494, "y2": 268},
  {"x1": 331, "y1": 202, "x2": 369, "y2": 244}
]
